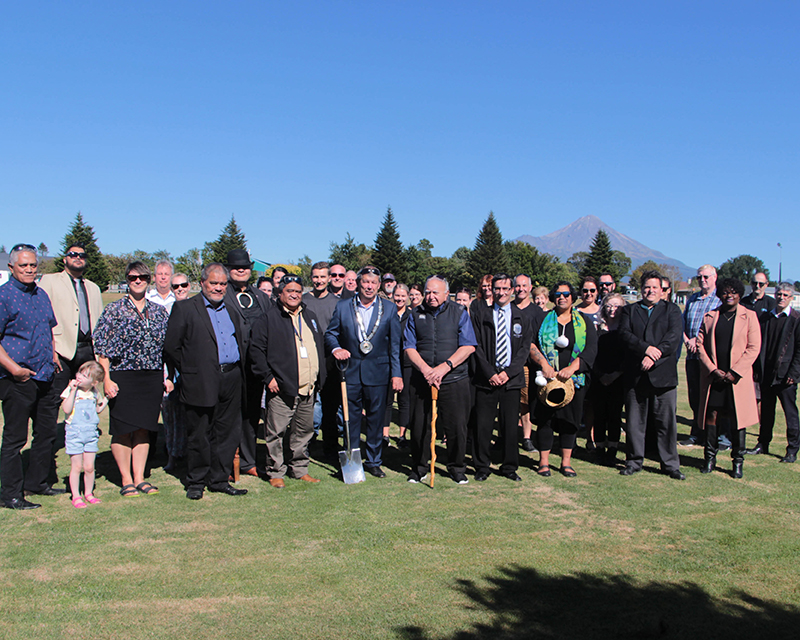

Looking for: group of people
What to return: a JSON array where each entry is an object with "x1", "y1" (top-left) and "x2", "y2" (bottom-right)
[{"x1": 1, "y1": 243, "x2": 797, "y2": 509}]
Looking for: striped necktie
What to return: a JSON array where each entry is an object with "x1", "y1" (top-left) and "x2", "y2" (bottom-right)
[{"x1": 495, "y1": 307, "x2": 509, "y2": 368}]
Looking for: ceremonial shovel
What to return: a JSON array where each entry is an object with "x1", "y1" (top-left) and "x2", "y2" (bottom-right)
[{"x1": 338, "y1": 360, "x2": 365, "y2": 484}]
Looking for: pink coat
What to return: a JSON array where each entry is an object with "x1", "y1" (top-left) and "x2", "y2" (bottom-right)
[{"x1": 697, "y1": 306, "x2": 761, "y2": 430}]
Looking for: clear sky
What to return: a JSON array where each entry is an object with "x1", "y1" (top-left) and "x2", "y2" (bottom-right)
[{"x1": 2, "y1": 2, "x2": 798, "y2": 280}]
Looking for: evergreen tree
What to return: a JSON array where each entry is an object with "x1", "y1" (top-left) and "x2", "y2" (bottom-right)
[
  {"x1": 329, "y1": 233, "x2": 372, "y2": 271},
  {"x1": 203, "y1": 215, "x2": 248, "y2": 265},
  {"x1": 175, "y1": 248, "x2": 204, "y2": 283},
  {"x1": 466, "y1": 211, "x2": 508, "y2": 287},
  {"x1": 717, "y1": 254, "x2": 769, "y2": 283},
  {"x1": 55, "y1": 212, "x2": 110, "y2": 288},
  {"x1": 372, "y1": 207, "x2": 405, "y2": 281},
  {"x1": 37, "y1": 242, "x2": 49, "y2": 256},
  {"x1": 582, "y1": 229, "x2": 629, "y2": 283}
]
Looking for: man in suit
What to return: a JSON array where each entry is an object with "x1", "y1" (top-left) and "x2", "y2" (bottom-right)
[
  {"x1": 747, "y1": 282, "x2": 800, "y2": 463},
  {"x1": 325, "y1": 266, "x2": 402, "y2": 478},
  {"x1": 37, "y1": 243, "x2": 103, "y2": 463},
  {"x1": 164, "y1": 263, "x2": 249, "y2": 500},
  {"x1": 250, "y1": 274, "x2": 326, "y2": 488},
  {"x1": 471, "y1": 274, "x2": 533, "y2": 481},
  {"x1": 618, "y1": 270, "x2": 685, "y2": 480},
  {"x1": 223, "y1": 249, "x2": 272, "y2": 478}
]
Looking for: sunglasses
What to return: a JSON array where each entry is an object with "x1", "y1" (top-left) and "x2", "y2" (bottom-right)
[
  {"x1": 66, "y1": 251, "x2": 87, "y2": 259},
  {"x1": 171, "y1": 282, "x2": 190, "y2": 290},
  {"x1": 281, "y1": 274, "x2": 303, "y2": 285},
  {"x1": 359, "y1": 267, "x2": 381, "y2": 277},
  {"x1": 553, "y1": 291, "x2": 571, "y2": 298},
  {"x1": 11, "y1": 243, "x2": 36, "y2": 253},
  {"x1": 127, "y1": 274, "x2": 151, "y2": 283},
  {"x1": 330, "y1": 272, "x2": 346, "y2": 278},
  {"x1": 697, "y1": 275, "x2": 713, "y2": 280},
  {"x1": 582, "y1": 288, "x2": 597, "y2": 293},
  {"x1": 600, "y1": 281, "x2": 614, "y2": 287},
  {"x1": 751, "y1": 281, "x2": 767, "y2": 287}
]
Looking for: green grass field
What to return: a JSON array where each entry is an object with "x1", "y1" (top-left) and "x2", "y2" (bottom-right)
[{"x1": 1, "y1": 361, "x2": 799, "y2": 640}]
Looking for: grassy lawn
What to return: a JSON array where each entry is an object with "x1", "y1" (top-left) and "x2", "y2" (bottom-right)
[{"x1": 1, "y1": 360, "x2": 799, "y2": 640}]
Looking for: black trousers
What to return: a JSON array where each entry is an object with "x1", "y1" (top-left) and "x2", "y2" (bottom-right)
[
  {"x1": 704, "y1": 421, "x2": 746, "y2": 463},
  {"x1": 593, "y1": 378, "x2": 624, "y2": 446},
  {"x1": 624, "y1": 379, "x2": 680, "y2": 472},
  {"x1": 685, "y1": 358, "x2": 703, "y2": 438},
  {"x1": 184, "y1": 367, "x2": 243, "y2": 492},
  {"x1": 759, "y1": 383, "x2": 800, "y2": 455},
  {"x1": 0, "y1": 378, "x2": 55, "y2": 501},
  {"x1": 472, "y1": 386, "x2": 520, "y2": 475},
  {"x1": 409, "y1": 377, "x2": 471, "y2": 477},
  {"x1": 238, "y1": 372, "x2": 265, "y2": 472}
]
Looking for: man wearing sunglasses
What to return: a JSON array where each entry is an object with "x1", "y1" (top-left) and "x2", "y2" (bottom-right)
[
  {"x1": 325, "y1": 266, "x2": 403, "y2": 478},
  {"x1": 680, "y1": 264, "x2": 722, "y2": 447},
  {"x1": 742, "y1": 272, "x2": 776, "y2": 318},
  {"x1": 223, "y1": 249, "x2": 273, "y2": 479},
  {"x1": 37, "y1": 242, "x2": 105, "y2": 487},
  {"x1": 0, "y1": 245, "x2": 60, "y2": 508}
]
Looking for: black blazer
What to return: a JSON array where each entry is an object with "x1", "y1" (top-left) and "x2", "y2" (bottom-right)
[
  {"x1": 757, "y1": 308, "x2": 800, "y2": 386},
  {"x1": 471, "y1": 302, "x2": 533, "y2": 390},
  {"x1": 618, "y1": 300, "x2": 683, "y2": 389},
  {"x1": 249, "y1": 302, "x2": 326, "y2": 398},
  {"x1": 164, "y1": 294, "x2": 249, "y2": 407}
]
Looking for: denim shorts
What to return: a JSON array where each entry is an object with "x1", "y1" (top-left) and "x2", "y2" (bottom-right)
[{"x1": 65, "y1": 424, "x2": 100, "y2": 455}]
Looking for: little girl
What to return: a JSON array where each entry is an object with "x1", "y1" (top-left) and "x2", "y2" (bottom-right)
[{"x1": 61, "y1": 360, "x2": 108, "y2": 509}]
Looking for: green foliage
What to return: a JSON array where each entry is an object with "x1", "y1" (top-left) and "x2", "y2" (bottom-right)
[
  {"x1": 466, "y1": 211, "x2": 508, "y2": 287},
  {"x1": 175, "y1": 248, "x2": 204, "y2": 283},
  {"x1": 567, "y1": 251, "x2": 589, "y2": 277},
  {"x1": 202, "y1": 215, "x2": 248, "y2": 265},
  {"x1": 717, "y1": 254, "x2": 769, "y2": 283},
  {"x1": 630, "y1": 260, "x2": 682, "y2": 290},
  {"x1": 372, "y1": 207, "x2": 405, "y2": 281},
  {"x1": 296, "y1": 255, "x2": 313, "y2": 283},
  {"x1": 54, "y1": 212, "x2": 110, "y2": 289},
  {"x1": 37, "y1": 242, "x2": 49, "y2": 256},
  {"x1": 329, "y1": 233, "x2": 372, "y2": 271},
  {"x1": 580, "y1": 229, "x2": 630, "y2": 283}
]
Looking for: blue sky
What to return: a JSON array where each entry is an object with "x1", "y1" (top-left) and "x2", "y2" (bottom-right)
[{"x1": 2, "y1": 2, "x2": 798, "y2": 280}]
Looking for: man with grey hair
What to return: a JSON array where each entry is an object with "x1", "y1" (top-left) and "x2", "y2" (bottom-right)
[
  {"x1": 742, "y1": 272, "x2": 776, "y2": 318},
  {"x1": 164, "y1": 263, "x2": 249, "y2": 500},
  {"x1": 147, "y1": 259, "x2": 176, "y2": 313},
  {"x1": 404, "y1": 275, "x2": 477, "y2": 484},
  {"x1": 748, "y1": 282, "x2": 800, "y2": 463},
  {"x1": 680, "y1": 264, "x2": 721, "y2": 446},
  {"x1": 0, "y1": 245, "x2": 60, "y2": 509}
]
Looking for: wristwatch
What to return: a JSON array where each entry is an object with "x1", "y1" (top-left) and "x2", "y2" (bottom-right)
[{"x1": 445, "y1": 359, "x2": 454, "y2": 369}]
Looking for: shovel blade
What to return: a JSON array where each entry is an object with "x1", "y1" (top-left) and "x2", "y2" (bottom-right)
[{"x1": 339, "y1": 448, "x2": 366, "y2": 484}]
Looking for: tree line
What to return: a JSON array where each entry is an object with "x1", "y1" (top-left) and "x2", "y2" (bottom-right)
[{"x1": 27, "y1": 211, "x2": 783, "y2": 293}]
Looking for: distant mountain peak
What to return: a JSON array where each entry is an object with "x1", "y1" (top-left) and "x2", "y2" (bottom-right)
[{"x1": 515, "y1": 216, "x2": 695, "y2": 280}]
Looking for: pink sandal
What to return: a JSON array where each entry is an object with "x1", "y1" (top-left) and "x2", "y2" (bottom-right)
[
  {"x1": 85, "y1": 495, "x2": 101, "y2": 505},
  {"x1": 72, "y1": 497, "x2": 88, "y2": 509}
]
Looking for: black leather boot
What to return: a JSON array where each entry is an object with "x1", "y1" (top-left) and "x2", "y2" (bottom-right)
[
  {"x1": 701, "y1": 454, "x2": 716, "y2": 474},
  {"x1": 732, "y1": 460, "x2": 743, "y2": 478}
]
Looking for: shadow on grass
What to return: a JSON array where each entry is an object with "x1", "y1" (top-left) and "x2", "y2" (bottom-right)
[{"x1": 396, "y1": 565, "x2": 800, "y2": 640}]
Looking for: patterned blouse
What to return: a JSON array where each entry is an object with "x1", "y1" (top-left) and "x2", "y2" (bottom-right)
[{"x1": 93, "y1": 297, "x2": 169, "y2": 372}]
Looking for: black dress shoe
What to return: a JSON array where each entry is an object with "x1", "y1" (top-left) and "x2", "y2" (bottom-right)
[
  {"x1": 668, "y1": 469, "x2": 686, "y2": 481},
  {"x1": 745, "y1": 443, "x2": 768, "y2": 455},
  {"x1": 780, "y1": 453, "x2": 797, "y2": 463},
  {"x1": 186, "y1": 488, "x2": 204, "y2": 500},
  {"x1": 474, "y1": 471, "x2": 490, "y2": 482},
  {"x1": 366, "y1": 466, "x2": 386, "y2": 478},
  {"x1": 502, "y1": 471, "x2": 523, "y2": 482},
  {"x1": 3, "y1": 497, "x2": 41, "y2": 510},
  {"x1": 25, "y1": 486, "x2": 66, "y2": 497},
  {"x1": 620, "y1": 466, "x2": 640, "y2": 476},
  {"x1": 521, "y1": 438, "x2": 536, "y2": 452},
  {"x1": 209, "y1": 484, "x2": 247, "y2": 496}
]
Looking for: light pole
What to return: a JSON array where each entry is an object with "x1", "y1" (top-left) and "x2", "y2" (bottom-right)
[{"x1": 778, "y1": 242, "x2": 783, "y2": 283}]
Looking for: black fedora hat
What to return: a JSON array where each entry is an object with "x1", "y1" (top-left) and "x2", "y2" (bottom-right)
[{"x1": 226, "y1": 249, "x2": 253, "y2": 269}]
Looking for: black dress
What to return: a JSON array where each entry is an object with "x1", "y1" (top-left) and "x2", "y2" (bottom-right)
[{"x1": 706, "y1": 311, "x2": 736, "y2": 411}]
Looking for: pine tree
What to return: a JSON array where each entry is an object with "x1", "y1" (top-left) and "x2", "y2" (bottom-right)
[
  {"x1": 54, "y1": 212, "x2": 110, "y2": 288},
  {"x1": 466, "y1": 211, "x2": 508, "y2": 287},
  {"x1": 372, "y1": 207, "x2": 405, "y2": 281},
  {"x1": 202, "y1": 215, "x2": 248, "y2": 265},
  {"x1": 582, "y1": 229, "x2": 629, "y2": 282}
]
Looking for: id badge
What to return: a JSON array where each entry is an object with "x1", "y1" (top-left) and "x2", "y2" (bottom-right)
[{"x1": 299, "y1": 345, "x2": 308, "y2": 359}]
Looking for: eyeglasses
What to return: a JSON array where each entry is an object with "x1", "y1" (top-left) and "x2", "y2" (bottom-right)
[
  {"x1": 599, "y1": 281, "x2": 614, "y2": 287},
  {"x1": 775, "y1": 292, "x2": 793, "y2": 298},
  {"x1": 127, "y1": 274, "x2": 151, "y2": 283},
  {"x1": 66, "y1": 251, "x2": 87, "y2": 259},
  {"x1": 751, "y1": 281, "x2": 767, "y2": 287},
  {"x1": 11, "y1": 243, "x2": 36, "y2": 253},
  {"x1": 330, "y1": 272, "x2": 346, "y2": 278},
  {"x1": 281, "y1": 274, "x2": 303, "y2": 285},
  {"x1": 553, "y1": 291, "x2": 571, "y2": 298},
  {"x1": 582, "y1": 288, "x2": 597, "y2": 293},
  {"x1": 172, "y1": 282, "x2": 190, "y2": 290}
]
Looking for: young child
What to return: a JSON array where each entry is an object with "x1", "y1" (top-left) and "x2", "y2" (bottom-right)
[{"x1": 61, "y1": 360, "x2": 108, "y2": 509}]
